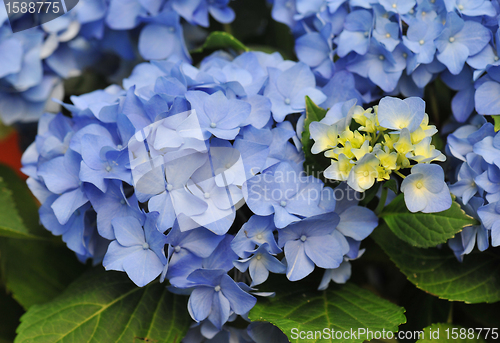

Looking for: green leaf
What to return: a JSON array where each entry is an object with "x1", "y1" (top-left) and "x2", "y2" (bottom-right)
[
  {"x1": 15, "y1": 268, "x2": 191, "y2": 343},
  {"x1": 301, "y1": 96, "x2": 330, "y2": 177},
  {"x1": 372, "y1": 224, "x2": 500, "y2": 303},
  {"x1": 0, "y1": 120, "x2": 12, "y2": 141},
  {"x1": 417, "y1": 323, "x2": 485, "y2": 343},
  {"x1": 249, "y1": 282, "x2": 406, "y2": 343},
  {"x1": 0, "y1": 165, "x2": 49, "y2": 239},
  {"x1": 0, "y1": 237, "x2": 87, "y2": 309},
  {"x1": 0, "y1": 183, "x2": 33, "y2": 239},
  {"x1": 383, "y1": 179, "x2": 398, "y2": 195},
  {"x1": 492, "y1": 115, "x2": 500, "y2": 132},
  {"x1": 0, "y1": 165, "x2": 85, "y2": 309},
  {"x1": 359, "y1": 182, "x2": 380, "y2": 207},
  {"x1": 191, "y1": 31, "x2": 249, "y2": 54},
  {"x1": 380, "y1": 194, "x2": 477, "y2": 248}
]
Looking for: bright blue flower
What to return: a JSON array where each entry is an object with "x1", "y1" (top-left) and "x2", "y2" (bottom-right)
[
  {"x1": 185, "y1": 90, "x2": 251, "y2": 140},
  {"x1": 138, "y1": 10, "x2": 191, "y2": 62},
  {"x1": 401, "y1": 163, "x2": 452, "y2": 213},
  {"x1": 166, "y1": 221, "x2": 225, "y2": 259},
  {"x1": 37, "y1": 149, "x2": 89, "y2": 225},
  {"x1": 168, "y1": 235, "x2": 237, "y2": 289},
  {"x1": 336, "y1": 203, "x2": 378, "y2": 241},
  {"x1": 264, "y1": 62, "x2": 326, "y2": 122},
  {"x1": 171, "y1": 0, "x2": 235, "y2": 27},
  {"x1": 441, "y1": 66, "x2": 475, "y2": 122},
  {"x1": 448, "y1": 197, "x2": 489, "y2": 261},
  {"x1": 105, "y1": 0, "x2": 145, "y2": 29},
  {"x1": 473, "y1": 130, "x2": 500, "y2": 167},
  {"x1": 103, "y1": 212, "x2": 168, "y2": 287},
  {"x1": 373, "y1": 17, "x2": 400, "y2": 52},
  {"x1": 449, "y1": 155, "x2": 483, "y2": 205},
  {"x1": 467, "y1": 30, "x2": 500, "y2": 80},
  {"x1": 187, "y1": 269, "x2": 257, "y2": 330},
  {"x1": 0, "y1": 37, "x2": 23, "y2": 78},
  {"x1": 477, "y1": 201, "x2": 500, "y2": 246},
  {"x1": 278, "y1": 212, "x2": 347, "y2": 281},
  {"x1": 335, "y1": 9, "x2": 373, "y2": 57},
  {"x1": 295, "y1": 24, "x2": 335, "y2": 80},
  {"x1": 199, "y1": 52, "x2": 269, "y2": 98},
  {"x1": 85, "y1": 180, "x2": 144, "y2": 240},
  {"x1": 403, "y1": 18, "x2": 442, "y2": 64},
  {"x1": 244, "y1": 162, "x2": 335, "y2": 228},
  {"x1": 475, "y1": 164, "x2": 500, "y2": 203},
  {"x1": 320, "y1": 71, "x2": 363, "y2": 109},
  {"x1": 446, "y1": 120, "x2": 493, "y2": 162},
  {"x1": 233, "y1": 243, "x2": 286, "y2": 286},
  {"x1": 231, "y1": 215, "x2": 281, "y2": 258},
  {"x1": 318, "y1": 260, "x2": 352, "y2": 290},
  {"x1": 346, "y1": 39, "x2": 406, "y2": 92},
  {"x1": 443, "y1": 0, "x2": 496, "y2": 17},
  {"x1": 379, "y1": 0, "x2": 416, "y2": 15},
  {"x1": 271, "y1": 0, "x2": 297, "y2": 29},
  {"x1": 40, "y1": 196, "x2": 92, "y2": 256},
  {"x1": 435, "y1": 12, "x2": 490, "y2": 75},
  {"x1": 79, "y1": 134, "x2": 132, "y2": 193},
  {"x1": 475, "y1": 66, "x2": 500, "y2": 115},
  {"x1": 136, "y1": 151, "x2": 209, "y2": 232}
]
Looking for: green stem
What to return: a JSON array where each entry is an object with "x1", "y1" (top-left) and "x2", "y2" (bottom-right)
[
  {"x1": 223, "y1": 24, "x2": 232, "y2": 35},
  {"x1": 393, "y1": 170, "x2": 406, "y2": 179},
  {"x1": 375, "y1": 186, "x2": 388, "y2": 215},
  {"x1": 371, "y1": 131, "x2": 382, "y2": 145},
  {"x1": 428, "y1": 83, "x2": 441, "y2": 128}
]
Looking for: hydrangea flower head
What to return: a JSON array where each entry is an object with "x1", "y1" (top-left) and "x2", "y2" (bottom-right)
[
  {"x1": 309, "y1": 96, "x2": 448, "y2": 213},
  {"x1": 23, "y1": 50, "x2": 379, "y2": 334}
]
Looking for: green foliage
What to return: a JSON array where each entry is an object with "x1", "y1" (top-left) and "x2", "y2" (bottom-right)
[
  {"x1": 0, "y1": 238, "x2": 86, "y2": 309},
  {"x1": 249, "y1": 282, "x2": 406, "y2": 343},
  {"x1": 301, "y1": 96, "x2": 331, "y2": 177},
  {"x1": 0, "y1": 181, "x2": 35, "y2": 239},
  {"x1": 372, "y1": 224, "x2": 500, "y2": 303},
  {"x1": 0, "y1": 165, "x2": 85, "y2": 309},
  {"x1": 383, "y1": 179, "x2": 398, "y2": 195},
  {"x1": 380, "y1": 194, "x2": 478, "y2": 248},
  {"x1": 417, "y1": 323, "x2": 486, "y2": 343},
  {"x1": 191, "y1": 31, "x2": 249, "y2": 54},
  {"x1": 0, "y1": 120, "x2": 12, "y2": 142},
  {"x1": 0, "y1": 165, "x2": 49, "y2": 239},
  {"x1": 492, "y1": 115, "x2": 500, "y2": 132},
  {"x1": 15, "y1": 268, "x2": 191, "y2": 343}
]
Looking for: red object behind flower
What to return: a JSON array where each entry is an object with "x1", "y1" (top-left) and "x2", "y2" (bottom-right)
[{"x1": 0, "y1": 131, "x2": 26, "y2": 179}]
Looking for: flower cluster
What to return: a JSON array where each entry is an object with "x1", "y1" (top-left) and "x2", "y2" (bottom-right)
[
  {"x1": 22, "y1": 50, "x2": 378, "y2": 336},
  {"x1": 310, "y1": 95, "x2": 451, "y2": 213},
  {"x1": 270, "y1": 0, "x2": 500, "y2": 123},
  {"x1": 446, "y1": 116, "x2": 500, "y2": 260},
  {"x1": 0, "y1": 0, "x2": 234, "y2": 124}
]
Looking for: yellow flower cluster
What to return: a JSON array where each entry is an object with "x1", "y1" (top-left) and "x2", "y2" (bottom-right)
[{"x1": 309, "y1": 97, "x2": 445, "y2": 192}]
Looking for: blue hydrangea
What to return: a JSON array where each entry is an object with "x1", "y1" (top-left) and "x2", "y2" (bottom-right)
[
  {"x1": 0, "y1": 0, "x2": 235, "y2": 124},
  {"x1": 270, "y1": 0, "x2": 500, "y2": 122},
  {"x1": 446, "y1": 117, "x2": 500, "y2": 259},
  {"x1": 22, "y1": 51, "x2": 378, "y2": 334}
]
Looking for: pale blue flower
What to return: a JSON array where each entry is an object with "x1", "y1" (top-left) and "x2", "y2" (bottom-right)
[{"x1": 401, "y1": 163, "x2": 452, "y2": 213}]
